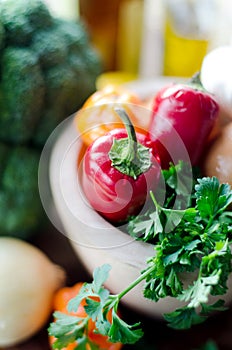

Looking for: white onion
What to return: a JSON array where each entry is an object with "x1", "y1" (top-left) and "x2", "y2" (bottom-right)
[
  {"x1": 200, "y1": 45, "x2": 232, "y2": 117},
  {"x1": 0, "y1": 237, "x2": 65, "y2": 347}
]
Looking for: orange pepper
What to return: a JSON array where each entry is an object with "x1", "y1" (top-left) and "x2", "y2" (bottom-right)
[
  {"x1": 49, "y1": 282, "x2": 123, "y2": 350},
  {"x1": 75, "y1": 85, "x2": 149, "y2": 146}
]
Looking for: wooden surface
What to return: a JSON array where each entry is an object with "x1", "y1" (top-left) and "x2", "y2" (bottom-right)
[{"x1": 3, "y1": 224, "x2": 232, "y2": 350}]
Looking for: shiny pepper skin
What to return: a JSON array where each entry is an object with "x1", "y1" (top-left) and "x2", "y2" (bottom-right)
[
  {"x1": 82, "y1": 128, "x2": 160, "y2": 224},
  {"x1": 147, "y1": 83, "x2": 219, "y2": 168}
]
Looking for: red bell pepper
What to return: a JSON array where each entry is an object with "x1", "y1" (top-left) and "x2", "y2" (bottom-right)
[
  {"x1": 147, "y1": 82, "x2": 219, "y2": 168},
  {"x1": 81, "y1": 108, "x2": 160, "y2": 224}
]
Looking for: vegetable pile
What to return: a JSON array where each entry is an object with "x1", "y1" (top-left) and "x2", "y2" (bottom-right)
[
  {"x1": 0, "y1": 0, "x2": 101, "y2": 238},
  {"x1": 49, "y1": 47, "x2": 232, "y2": 348}
]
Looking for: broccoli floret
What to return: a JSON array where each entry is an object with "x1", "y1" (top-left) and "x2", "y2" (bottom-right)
[
  {"x1": 0, "y1": 21, "x2": 5, "y2": 49},
  {"x1": 55, "y1": 19, "x2": 102, "y2": 78},
  {"x1": 0, "y1": 144, "x2": 44, "y2": 239},
  {"x1": 68, "y1": 48, "x2": 102, "y2": 102},
  {"x1": 0, "y1": 47, "x2": 45, "y2": 144},
  {"x1": 44, "y1": 63, "x2": 82, "y2": 111},
  {"x1": 79, "y1": 47, "x2": 102, "y2": 77},
  {"x1": 32, "y1": 108, "x2": 64, "y2": 146},
  {"x1": 54, "y1": 18, "x2": 90, "y2": 53},
  {"x1": 1, "y1": 0, "x2": 53, "y2": 46},
  {"x1": 33, "y1": 63, "x2": 86, "y2": 145},
  {"x1": 0, "y1": 143, "x2": 10, "y2": 181},
  {"x1": 31, "y1": 27, "x2": 68, "y2": 68},
  {"x1": 0, "y1": 1, "x2": 102, "y2": 146}
]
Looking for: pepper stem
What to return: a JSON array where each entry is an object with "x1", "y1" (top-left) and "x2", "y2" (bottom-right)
[
  {"x1": 108, "y1": 107, "x2": 152, "y2": 179},
  {"x1": 114, "y1": 107, "x2": 138, "y2": 163},
  {"x1": 188, "y1": 71, "x2": 206, "y2": 92}
]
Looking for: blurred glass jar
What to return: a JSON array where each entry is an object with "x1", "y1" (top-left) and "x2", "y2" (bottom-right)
[
  {"x1": 79, "y1": 0, "x2": 144, "y2": 74},
  {"x1": 116, "y1": 0, "x2": 144, "y2": 74},
  {"x1": 79, "y1": 0, "x2": 121, "y2": 71},
  {"x1": 163, "y1": 0, "x2": 218, "y2": 77}
]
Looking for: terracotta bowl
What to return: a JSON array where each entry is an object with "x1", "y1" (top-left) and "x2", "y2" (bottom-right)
[{"x1": 48, "y1": 79, "x2": 232, "y2": 319}]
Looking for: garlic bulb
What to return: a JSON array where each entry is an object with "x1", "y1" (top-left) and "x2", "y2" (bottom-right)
[
  {"x1": 200, "y1": 45, "x2": 232, "y2": 117},
  {"x1": 0, "y1": 237, "x2": 65, "y2": 347}
]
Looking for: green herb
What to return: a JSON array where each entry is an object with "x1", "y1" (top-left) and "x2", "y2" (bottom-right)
[
  {"x1": 49, "y1": 164, "x2": 232, "y2": 348},
  {"x1": 142, "y1": 176, "x2": 232, "y2": 329},
  {"x1": 48, "y1": 264, "x2": 144, "y2": 348}
]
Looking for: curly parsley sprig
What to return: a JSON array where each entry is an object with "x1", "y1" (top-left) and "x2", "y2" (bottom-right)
[
  {"x1": 49, "y1": 264, "x2": 145, "y2": 348},
  {"x1": 49, "y1": 166, "x2": 232, "y2": 348},
  {"x1": 134, "y1": 175, "x2": 232, "y2": 330}
]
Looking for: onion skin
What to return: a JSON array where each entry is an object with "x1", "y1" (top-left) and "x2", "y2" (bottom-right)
[{"x1": 0, "y1": 237, "x2": 65, "y2": 347}]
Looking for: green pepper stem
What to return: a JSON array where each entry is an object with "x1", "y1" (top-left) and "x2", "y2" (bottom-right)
[
  {"x1": 188, "y1": 71, "x2": 206, "y2": 92},
  {"x1": 109, "y1": 107, "x2": 152, "y2": 179},
  {"x1": 114, "y1": 107, "x2": 138, "y2": 163}
]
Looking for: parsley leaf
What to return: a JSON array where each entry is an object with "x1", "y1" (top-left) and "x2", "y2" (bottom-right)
[
  {"x1": 163, "y1": 307, "x2": 205, "y2": 329},
  {"x1": 48, "y1": 312, "x2": 89, "y2": 349},
  {"x1": 178, "y1": 271, "x2": 221, "y2": 308},
  {"x1": 68, "y1": 264, "x2": 111, "y2": 314},
  {"x1": 200, "y1": 299, "x2": 227, "y2": 315},
  {"x1": 128, "y1": 211, "x2": 162, "y2": 241},
  {"x1": 92, "y1": 264, "x2": 112, "y2": 292},
  {"x1": 109, "y1": 309, "x2": 144, "y2": 344},
  {"x1": 195, "y1": 177, "x2": 232, "y2": 219}
]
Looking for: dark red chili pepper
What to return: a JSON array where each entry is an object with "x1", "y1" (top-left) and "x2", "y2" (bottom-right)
[
  {"x1": 147, "y1": 82, "x2": 219, "y2": 168},
  {"x1": 81, "y1": 108, "x2": 160, "y2": 224}
]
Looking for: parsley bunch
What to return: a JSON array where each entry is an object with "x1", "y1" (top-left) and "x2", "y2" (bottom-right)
[{"x1": 49, "y1": 164, "x2": 232, "y2": 348}]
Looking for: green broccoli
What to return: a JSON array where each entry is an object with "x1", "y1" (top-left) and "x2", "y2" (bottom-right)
[
  {"x1": 0, "y1": 0, "x2": 102, "y2": 238},
  {"x1": 53, "y1": 18, "x2": 90, "y2": 53},
  {"x1": 0, "y1": 0, "x2": 101, "y2": 147},
  {"x1": 1, "y1": 0, "x2": 53, "y2": 46},
  {"x1": 33, "y1": 63, "x2": 79, "y2": 145},
  {"x1": 31, "y1": 26, "x2": 68, "y2": 68},
  {"x1": 0, "y1": 144, "x2": 44, "y2": 239},
  {"x1": 0, "y1": 20, "x2": 5, "y2": 49},
  {"x1": 0, "y1": 47, "x2": 45, "y2": 144}
]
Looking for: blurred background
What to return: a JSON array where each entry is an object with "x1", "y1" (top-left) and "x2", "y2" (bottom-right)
[{"x1": 44, "y1": 0, "x2": 232, "y2": 83}]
